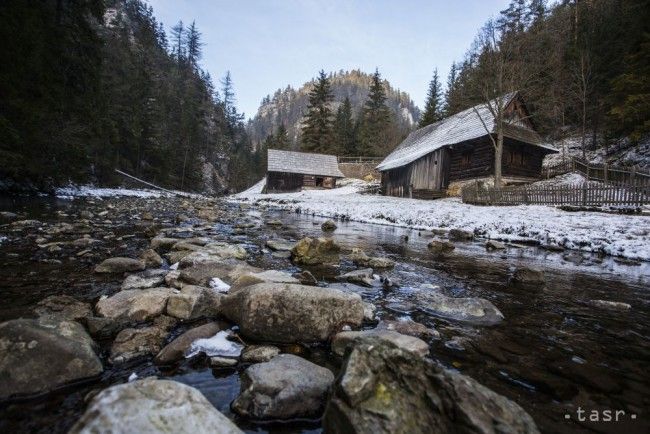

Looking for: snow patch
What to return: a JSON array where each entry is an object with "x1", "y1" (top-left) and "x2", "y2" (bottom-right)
[
  {"x1": 209, "y1": 277, "x2": 231, "y2": 293},
  {"x1": 185, "y1": 330, "x2": 243, "y2": 358},
  {"x1": 56, "y1": 186, "x2": 164, "y2": 199}
]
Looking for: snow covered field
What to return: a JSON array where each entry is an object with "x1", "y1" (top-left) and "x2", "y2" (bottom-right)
[
  {"x1": 55, "y1": 185, "x2": 204, "y2": 200},
  {"x1": 232, "y1": 178, "x2": 650, "y2": 261}
]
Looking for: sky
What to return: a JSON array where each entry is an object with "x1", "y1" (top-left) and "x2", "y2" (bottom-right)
[{"x1": 147, "y1": 0, "x2": 511, "y2": 119}]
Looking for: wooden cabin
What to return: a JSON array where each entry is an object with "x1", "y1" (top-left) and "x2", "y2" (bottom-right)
[
  {"x1": 376, "y1": 92, "x2": 558, "y2": 199},
  {"x1": 265, "y1": 149, "x2": 345, "y2": 193}
]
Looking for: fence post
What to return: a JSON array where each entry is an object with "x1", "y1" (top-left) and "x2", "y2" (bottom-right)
[
  {"x1": 582, "y1": 184, "x2": 587, "y2": 206},
  {"x1": 603, "y1": 163, "x2": 608, "y2": 183}
]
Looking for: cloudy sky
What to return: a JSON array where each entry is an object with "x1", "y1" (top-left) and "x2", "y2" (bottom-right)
[{"x1": 147, "y1": 0, "x2": 510, "y2": 118}]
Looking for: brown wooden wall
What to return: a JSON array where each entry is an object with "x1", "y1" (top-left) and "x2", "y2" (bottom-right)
[
  {"x1": 266, "y1": 171, "x2": 304, "y2": 192},
  {"x1": 381, "y1": 148, "x2": 450, "y2": 197},
  {"x1": 501, "y1": 141, "x2": 546, "y2": 178}
]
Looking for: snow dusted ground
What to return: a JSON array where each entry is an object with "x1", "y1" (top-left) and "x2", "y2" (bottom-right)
[
  {"x1": 55, "y1": 185, "x2": 205, "y2": 200},
  {"x1": 231, "y1": 178, "x2": 650, "y2": 261}
]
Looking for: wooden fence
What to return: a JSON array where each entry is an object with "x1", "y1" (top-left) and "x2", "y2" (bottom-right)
[
  {"x1": 544, "y1": 158, "x2": 650, "y2": 188},
  {"x1": 462, "y1": 183, "x2": 649, "y2": 208}
]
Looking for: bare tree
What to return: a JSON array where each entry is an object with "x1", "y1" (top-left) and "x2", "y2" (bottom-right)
[{"x1": 570, "y1": 50, "x2": 592, "y2": 160}]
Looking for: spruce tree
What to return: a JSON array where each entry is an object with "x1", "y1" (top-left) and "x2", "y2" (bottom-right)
[
  {"x1": 301, "y1": 70, "x2": 334, "y2": 152},
  {"x1": 333, "y1": 97, "x2": 357, "y2": 155},
  {"x1": 274, "y1": 124, "x2": 290, "y2": 149},
  {"x1": 360, "y1": 69, "x2": 392, "y2": 156},
  {"x1": 419, "y1": 69, "x2": 443, "y2": 127}
]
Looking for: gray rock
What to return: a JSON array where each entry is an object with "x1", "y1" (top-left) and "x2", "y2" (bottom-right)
[
  {"x1": 166, "y1": 285, "x2": 223, "y2": 320},
  {"x1": 121, "y1": 270, "x2": 167, "y2": 290},
  {"x1": 321, "y1": 219, "x2": 338, "y2": 231},
  {"x1": 291, "y1": 237, "x2": 341, "y2": 265},
  {"x1": 68, "y1": 378, "x2": 243, "y2": 434},
  {"x1": 232, "y1": 354, "x2": 334, "y2": 419},
  {"x1": 415, "y1": 290, "x2": 504, "y2": 326},
  {"x1": 221, "y1": 283, "x2": 364, "y2": 342},
  {"x1": 376, "y1": 319, "x2": 439, "y2": 339},
  {"x1": 367, "y1": 257, "x2": 395, "y2": 269},
  {"x1": 323, "y1": 340, "x2": 540, "y2": 434},
  {"x1": 95, "y1": 287, "x2": 175, "y2": 323},
  {"x1": 293, "y1": 270, "x2": 318, "y2": 285},
  {"x1": 331, "y1": 329, "x2": 429, "y2": 358},
  {"x1": 449, "y1": 228, "x2": 474, "y2": 241},
  {"x1": 210, "y1": 356, "x2": 238, "y2": 367},
  {"x1": 348, "y1": 249, "x2": 395, "y2": 269},
  {"x1": 95, "y1": 257, "x2": 145, "y2": 273},
  {"x1": 265, "y1": 239, "x2": 296, "y2": 251},
  {"x1": 155, "y1": 322, "x2": 224, "y2": 365},
  {"x1": 150, "y1": 236, "x2": 180, "y2": 251},
  {"x1": 512, "y1": 267, "x2": 545, "y2": 287},
  {"x1": 486, "y1": 239, "x2": 506, "y2": 250},
  {"x1": 0, "y1": 317, "x2": 103, "y2": 400},
  {"x1": 140, "y1": 249, "x2": 164, "y2": 267},
  {"x1": 231, "y1": 270, "x2": 300, "y2": 291},
  {"x1": 241, "y1": 345, "x2": 281, "y2": 363},
  {"x1": 362, "y1": 302, "x2": 376, "y2": 322},
  {"x1": 588, "y1": 299, "x2": 631, "y2": 311},
  {"x1": 427, "y1": 239, "x2": 455, "y2": 253},
  {"x1": 109, "y1": 324, "x2": 169, "y2": 364},
  {"x1": 179, "y1": 243, "x2": 247, "y2": 267},
  {"x1": 338, "y1": 268, "x2": 374, "y2": 287},
  {"x1": 32, "y1": 295, "x2": 92, "y2": 321},
  {"x1": 179, "y1": 261, "x2": 260, "y2": 287}
]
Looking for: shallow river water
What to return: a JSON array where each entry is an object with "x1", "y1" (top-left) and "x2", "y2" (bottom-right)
[{"x1": 0, "y1": 195, "x2": 648, "y2": 434}]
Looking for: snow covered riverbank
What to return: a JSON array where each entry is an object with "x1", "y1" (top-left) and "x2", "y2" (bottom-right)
[{"x1": 231, "y1": 178, "x2": 650, "y2": 261}]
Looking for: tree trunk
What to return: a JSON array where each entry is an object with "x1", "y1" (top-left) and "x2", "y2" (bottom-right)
[{"x1": 494, "y1": 130, "x2": 504, "y2": 188}]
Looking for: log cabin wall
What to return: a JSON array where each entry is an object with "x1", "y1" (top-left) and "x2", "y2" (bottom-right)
[
  {"x1": 502, "y1": 139, "x2": 545, "y2": 179},
  {"x1": 381, "y1": 148, "x2": 450, "y2": 197},
  {"x1": 266, "y1": 171, "x2": 304, "y2": 192},
  {"x1": 448, "y1": 137, "x2": 494, "y2": 182}
]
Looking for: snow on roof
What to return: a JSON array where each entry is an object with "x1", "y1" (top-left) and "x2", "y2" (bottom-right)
[
  {"x1": 267, "y1": 149, "x2": 345, "y2": 178},
  {"x1": 377, "y1": 92, "x2": 557, "y2": 171}
]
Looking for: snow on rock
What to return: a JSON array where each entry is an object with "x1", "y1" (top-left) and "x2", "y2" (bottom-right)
[
  {"x1": 209, "y1": 277, "x2": 231, "y2": 293},
  {"x1": 229, "y1": 179, "x2": 650, "y2": 261},
  {"x1": 185, "y1": 330, "x2": 243, "y2": 359},
  {"x1": 56, "y1": 186, "x2": 164, "y2": 199}
]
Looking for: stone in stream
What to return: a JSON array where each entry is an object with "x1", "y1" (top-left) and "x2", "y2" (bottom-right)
[
  {"x1": 68, "y1": 378, "x2": 244, "y2": 434},
  {"x1": 95, "y1": 287, "x2": 176, "y2": 324},
  {"x1": 332, "y1": 329, "x2": 430, "y2": 358},
  {"x1": 231, "y1": 270, "x2": 300, "y2": 291},
  {"x1": 512, "y1": 266, "x2": 545, "y2": 287},
  {"x1": 375, "y1": 319, "x2": 439, "y2": 339},
  {"x1": 140, "y1": 248, "x2": 163, "y2": 267},
  {"x1": 179, "y1": 260, "x2": 261, "y2": 287},
  {"x1": 293, "y1": 270, "x2": 318, "y2": 285},
  {"x1": 338, "y1": 268, "x2": 374, "y2": 287},
  {"x1": 154, "y1": 322, "x2": 224, "y2": 365},
  {"x1": 0, "y1": 317, "x2": 103, "y2": 400},
  {"x1": 109, "y1": 316, "x2": 176, "y2": 364},
  {"x1": 486, "y1": 239, "x2": 506, "y2": 250},
  {"x1": 265, "y1": 239, "x2": 296, "y2": 251},
  {"x1": 150, "y1": 236, "x2": 182, "y2": 251},
  {"x1": 241, "y1": 345, "x2": 281, "y2": 363},
  {"x1": 121, "y1": 269, "x2": 167, "y2": 290},
  {"x1": 348, "y1": 248, "x2": 394, "y2": 269},
  {"x1": 321, "y1": 219, "x2": 338, "y2": 231},
  {"x1": 220, "y1": 283, "x2": 364, "y2": 343},
  {"x1": 95, "y1": 257, "x2": 146, "y2": 273},
  {"x1": 427, "y1": 239, "x2": 455, "y2": 254},
  {"x1": 323, "y1": 340, "x2": 540, "y2": 434},
  {"x1": 414, "y1": 290, "x2": 504, "y2": 326},
  {"x1": 32, "y1": 294, "x2": 92, "y2": 321},
  {"x1": 291, "y1": 236, "x2": 341, "y2": 265},
  {"x1": 179, "y1": 242, "x2": 248, "y2": 268},
  {"x1": 449, "y1": 228, "x2": 474, "y2": 241},
  {"x1": 588, "y1": 299, "x2": 631, "y2": 311},
  {"x1": 166, "y1": 285, "x2": 223, "y2": 320},
  {"x1": 232, "y1": 354, "x2": 334, "y2": 420}
]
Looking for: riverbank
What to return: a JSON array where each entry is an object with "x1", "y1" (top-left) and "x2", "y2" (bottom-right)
[{"x1": 231, "y1": 178, "x2": 650, "y2": 262}]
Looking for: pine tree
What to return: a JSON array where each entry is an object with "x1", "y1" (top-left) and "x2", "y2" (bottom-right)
[
  {"x1": 185, "y1": 21, "x2": 202, "y2": 67},
  {"x1": 444, "y1": 62, "x2": 459, "y2": 115},
  {"x1": 221, "y1": 71, "x2": 243, "y2": 130},
  {"x1": 170, "y1": 21, "x2": 184, "y2": 62},
  {"x1": 419, "y1": 69, "x2": 443, "y2": 127},
  {"x1": 301, "y1": 70, "x2": 334, "y2": 152},
  {"x1": 360, "y1": 69, "x2": 392, "y2": 156},
  {"x1": 274, "y1": 124, "x2": 290, "y2": 149},
  {"x1": 333, "y1": 97, "x2": 357, "y2": 155}
]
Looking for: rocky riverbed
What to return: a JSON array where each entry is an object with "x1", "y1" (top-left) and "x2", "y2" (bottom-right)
[{"x1": 0, "y1": 193, "x2": 648, "y2": 434}]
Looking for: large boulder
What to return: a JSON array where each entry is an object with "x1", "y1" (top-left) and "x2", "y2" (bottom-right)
[
  {"x1": 154, "y1": 322, "x2": 224, "y2": 365},
  {"x1": 32, "y1": 295, "x2": 92, "y2": 321},
  {"x1": 95, "y1": 257, "x2": 145, "y2": 273},
  {"x1": 291, "y1": 237, "x2": 341, "y2": 265},
  {"x1": 415, "y1": 290, "x2": 504, "y2": 326},
  {"x1": 324, "y1": 340, "x2": 540, "y2": 434},
  {"x1": 230, "y1": 270, "x2": 300, "y2": 291},
  {"x1": 68, "y1": 378, "x2": 243, "y2": 434},
  {"x1": 0, "y1": 317, "x2": 103, "y2": 400},
  {"x1": 166, "y1": 285, "x2": 223, "y2": 320},
  {"x1": 232, "y1": 354, "x2": 334, "y2": 420},
  {"x1": 179, "y1": 242, "x2": 247, "y2": 268},
  {"x1": 331, "y1": 329, "x2": 429, "y2": 358},
  {"x1": 220, "y1": 283, "x2": 364, "y2": 342},
  {"x1": 95, "y1": 287, "x2": 175, "y2": 324}
]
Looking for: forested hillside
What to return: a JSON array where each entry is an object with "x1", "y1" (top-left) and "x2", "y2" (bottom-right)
[
  {"x1": 440, "y1": 0, "x2": 649, "y2": 155},
  {"x1": 0, "y1": 0, "x2": 259, "y2": 193},
  {"x1": 247, "y1": 70, "x2": 420, "y2": 156}
]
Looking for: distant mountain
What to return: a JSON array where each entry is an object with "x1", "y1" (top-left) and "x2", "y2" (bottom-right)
[{"x1": 247, "y1": 70, "x2": 420, "y2": 149}]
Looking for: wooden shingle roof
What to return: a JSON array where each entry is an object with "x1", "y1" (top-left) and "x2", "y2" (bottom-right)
[
  {"x1": 377, "y1": 92, "x2": 557, "y2": 172},
  {"x1": 267, "y1": 149, "x2": 345, "y2": 178}
]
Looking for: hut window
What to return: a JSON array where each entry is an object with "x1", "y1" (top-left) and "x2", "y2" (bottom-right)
[{"x1": 461, "y1": 150, "x2": 473, "y2": 167}]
